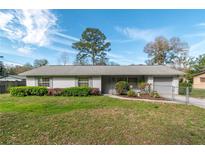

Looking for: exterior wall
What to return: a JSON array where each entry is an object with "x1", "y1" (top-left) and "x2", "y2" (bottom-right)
[
  {"x1": 52, "y1": 77, "x2": 76, "y2": 88},
  {"x1": 172, "y1": 76, "x2": 179, "y2": 94},
  {"x1": 26, "y1": 75, "x2": 179, "y2": 94},
  {"x1": 91, "y1": 76, "x2": 102, "y2": 92},
  {"x1": 26, "y1": 76, "x2": 102, "y2": 91},
  {"x1": 26, "y1": 77, "x2": 36, "y2": 86},
  {"x1": 193, "y1": 74, "x2": 205, "y2": 89}
]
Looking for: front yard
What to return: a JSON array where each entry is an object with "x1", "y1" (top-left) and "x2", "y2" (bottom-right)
[
  {"x1": 190, "y1": 88, "x2": 205, "y2": 99},
  {"x1": 0, "y1": 94, "x2": 205, "y2": 144}
]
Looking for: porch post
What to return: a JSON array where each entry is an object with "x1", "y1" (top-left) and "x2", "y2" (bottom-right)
[{"x1": 147, "y1": 76, "x2": 154, "y2": 92}]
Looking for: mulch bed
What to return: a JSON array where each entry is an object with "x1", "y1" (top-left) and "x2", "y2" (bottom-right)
[{"x1": 117, "y1": 93, "x2": 166, "y2": 100}]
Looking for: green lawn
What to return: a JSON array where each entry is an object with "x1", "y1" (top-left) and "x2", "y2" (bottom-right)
[
  {"x1": 190, "y1": 88, "x2": 205, "y2": 99},
  {"x1": 0, "y1": 94, "x2": 205, "y2": 144}
]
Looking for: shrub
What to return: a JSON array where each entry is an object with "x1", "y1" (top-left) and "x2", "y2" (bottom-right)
[
  {"x1": 90, "y1": 88, "x2": 100, "y2": 95},
  {"x1": 115, "y1": 81, "x2": 129, "y2": 95},
  {"x1": 137, "y1": 82, "x2": 151, "y2": 93},
  {"x1": 127, "y1": 89, "x2": 136, "y2": 97},
  {"x1": 48, "y1": 88, "x2": 64, "y2": 96},
  {"x1": 10, "y1": 86, "x2": 48, "y2": 96},
  {"x1": 150, "y1": 91, "x2": 160, "y2": 98},
  {"x1": 62, "y1": 87, "x2": 91, "y2": 96},
  {"x1": 137, "y1": 81, "x2": 146, "y2": 90}
]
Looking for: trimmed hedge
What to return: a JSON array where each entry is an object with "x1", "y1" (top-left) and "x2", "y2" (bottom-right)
[
  {"x1": 62, "y1": 87, "x2": 92, "y2": 96},
  {"x1": 9, "y1": 86, "x2": 48, "y2": 96},
  {"x1": 10, "y1": 86, "x2": 101, "y2": 97}
]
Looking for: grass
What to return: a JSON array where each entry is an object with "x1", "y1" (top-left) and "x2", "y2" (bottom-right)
[
  {"x1": 190, "y1": 88, "x2": 205, "y2": 99},
  {"x1": 0, "y1": 94, "x2": 205, "y2": 144}
]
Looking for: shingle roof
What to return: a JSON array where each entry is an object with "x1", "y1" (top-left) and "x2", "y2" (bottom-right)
[
  {"x1": 193, "y1": 71, "x2": 205, "y2": 77},
  {"x1": 0, "y1": 75, "x2": 26, "y2": 81},
  {"x1": 19, "y1": 65, "x2": 184, "y2": 76}
]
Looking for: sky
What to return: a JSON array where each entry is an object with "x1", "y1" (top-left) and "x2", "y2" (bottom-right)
[{"x1": 0, "y1": 9, "x2": 205, "y2": 66}]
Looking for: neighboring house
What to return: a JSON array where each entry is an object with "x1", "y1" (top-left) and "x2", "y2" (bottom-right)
[
  {"x1": 0, "y1": 75, "x2": 26, "y2": 82},
  {"x1": 193, "y1": 71, "x2": 205, "y2": 89},
  {"x1": 19, "y1": 65, "x2": 183, "y2": 95},
  {"x1": 0, "y1": 75, "x2": 26, "y2": 93}
]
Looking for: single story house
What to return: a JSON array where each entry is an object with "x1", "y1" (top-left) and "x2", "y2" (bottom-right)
[
  {"x1": 193, "y1": 71, "x2": 205, "y2": 89},
  {"x1": 19, "y1": 65, "x2": 184, "y2": 95}
]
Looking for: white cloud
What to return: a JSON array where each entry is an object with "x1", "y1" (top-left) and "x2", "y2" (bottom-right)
[
  {"x1": 17, "y1": 47, "x2": 33, "y2": 55},
  {"x1": 47, "y1": 46, "x2": 76, "y2": 54},
  {"x1": 0, "y1": 10, "x2": 80, "y2": 58},
  {"x1": 53, "y1": 32, "x2": 79, "y2": 42},
  {"x1": 0, "y1": 12, "x2": 14, "y2": 29},
  {"x1": 195, "y1": 22, "x2": 205, "y2": 27},
  {"x1": 190, "y1": 39, "x2": 205, "y2": 56},
  {"x1": 4, "y1": 61, "x2": 23, "y2": 66},
  {"x1": 50, "y1": 37, "x2": 73, "y2": 46},
  {"x1": 0, "y1": 10, "x2": 57, "y2": 46},
  {"x1": 108, "y1": 52, "x2": 146, "y2": 65},
  {"x1": 115, "y1": 26, "x2": 168, "y2": 42}
]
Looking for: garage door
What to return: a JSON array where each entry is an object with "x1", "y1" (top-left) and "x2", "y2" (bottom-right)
[{"x1": 154, "y1": 77, "x2": 173, "y2": 95}]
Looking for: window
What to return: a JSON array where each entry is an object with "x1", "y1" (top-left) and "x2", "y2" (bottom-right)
[
  {"x1": 38, "y1": 77, "x2": 50, "y2": 87},
  {"x1": 200, "y1": 77, "x2": 205, "y2": 82},
  {"x1": 78, "y1": 78, "x2": 89, "y2": 87}
]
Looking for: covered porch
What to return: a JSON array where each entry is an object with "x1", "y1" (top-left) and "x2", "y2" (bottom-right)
[{"x1": 101, "y1": 75, "x2": 153, "y2": 94}]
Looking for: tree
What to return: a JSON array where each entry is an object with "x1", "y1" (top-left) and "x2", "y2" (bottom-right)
[
  {"x1": 107, "y1": 61, "x2": 120, "y2": 66},
  {"x1": 24, "y1": 63, "x2": 33, "y2": 69},
  {"x1": 58, "y1": 52, "x2": 69, "y2": 65},
  {"x1": 167, "y1": 37, "x2": 189, "y2": 69},
  {"x1": 72, "y1": 28, "x2": 111, "y2": 65},
  {"x1": 144, "y1": 36, "x2": 169, "y2": 65},
  {"x1": 192, "y1": 54, "x2": 205, "y2": 72},
  {"x1": 33, "y1": 59, "x2": 48, "y2": 68},
  {"x1": 0, "y1": 61, "x2": 6, "y2": 76},
  {"x1": 0, "y1": 56, "x2": 5, "y2": 76},
  {"x1": 144, "y1": 36, "x2": 189, "y2": 69},
  {"x1": 183, "y1": 54, "x2": 205, "y2": 83},
  {"x1": 5, "y1": 63, "x2": 33, "y2": 75}
]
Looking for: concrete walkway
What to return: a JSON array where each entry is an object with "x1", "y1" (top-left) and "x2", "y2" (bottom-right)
[
  {"x1": 104, "y1": 94, "x2": 183, "y2": 105},
  {"x1": 105, "y1": 94, "x2": 205, "y2": 109}
]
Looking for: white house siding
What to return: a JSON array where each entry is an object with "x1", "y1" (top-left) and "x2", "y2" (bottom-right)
[
  {"x1": 26, "y1": 76, "x2": 102, "y2": 91},
  {"x1": 26, "y1": 77, "x2": 36, "y2": 86},
  {"x1": 172, "y1": 76, "x2": 179, "y2": 94},
  {"x1": 52, "y1": 77, "x2": 76, "y2": 88},
  {"x1": 91, "y1": 76, "x2": 102, "y2": 92}
]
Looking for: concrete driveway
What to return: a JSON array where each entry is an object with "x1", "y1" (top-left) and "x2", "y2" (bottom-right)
[
  {"x1": 161, "y1": 94, "x2": 205, "y2": 109},
  {"x1": 106, "y1": 94, "x2": 205, "y2": 109}
]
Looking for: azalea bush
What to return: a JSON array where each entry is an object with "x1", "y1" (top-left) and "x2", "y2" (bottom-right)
[
  {"x1": 90, "y1": 88, "x2": 100, "y2": 95},
  {"x1": 48, "y1": 88, "x2": 64, "y2": 96}
]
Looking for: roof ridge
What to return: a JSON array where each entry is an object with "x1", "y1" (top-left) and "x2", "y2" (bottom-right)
[{"x1": 45, "y1": 65, "x2": 165, "y2": 67}]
